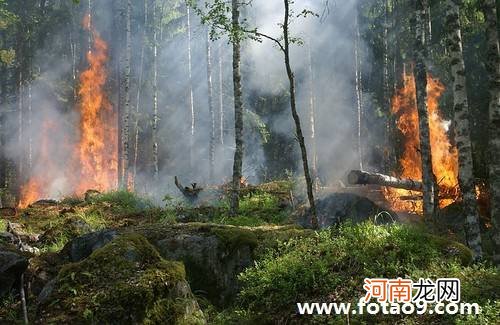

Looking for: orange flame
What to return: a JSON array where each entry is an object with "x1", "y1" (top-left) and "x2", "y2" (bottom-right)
[
  {"x1": 18, "y1": 14, "x2": 117, "y2": 207},
  {"x1": 74, "y1": 16, "x2": 118, "y2": 193},
  {"x1": 384, "y1": 73, "x2": 459, "y2": 213},
  {"x1": 18, "y1": 121, "x2": 56, "y2": 208}
]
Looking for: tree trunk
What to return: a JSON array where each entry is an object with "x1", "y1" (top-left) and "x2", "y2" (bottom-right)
[
  {"x1": 218, "y1": 42, "x2": 224, "y2": 146},
  {"x1": 120, "y1": 0, "x2": 131, "y2": 189},
  {"x1": 283, "y1": 0, "x2": 318, "y2": 229},
  {"x1": 354, "y1": 12, "x2": 363, "y2": 171},
  {"x1": 382, "y1": 0, "x2": 392, "y2": 173},
  {"x1": 187, "y1": 5, "x2": 195, "y2": 170},
  {"x1": 229, "y1": 0, "x2": 244, "y2": 216},
  {"x1": 414, "y1": 0, "x2": 437, "y2": 220},
  {"x1": 445, "y1": 0, "x2": 483, "y2": 259},
  {"x1": 152, "y1": 0, "x2": 159, "y2": 178},
  {"x1": 482, "y1": 0, "x2": 500, "y2": 264},
  {"x1": 306, "y1": 39, "x2": 319, "y2": 189},
  {"x1": 348, "y1": 170, "x2": 423, "y2": 191},
  {"x1": 206, "y1": 30, "x2": 216, "y2": 182},
  {"x1": 133, "y1": 0, "x2": 148, "y2": 185}
]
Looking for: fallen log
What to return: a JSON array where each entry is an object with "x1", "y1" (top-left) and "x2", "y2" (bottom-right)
[{"x1": 348, "y1": 170, "x2": 423, "y2": 192}]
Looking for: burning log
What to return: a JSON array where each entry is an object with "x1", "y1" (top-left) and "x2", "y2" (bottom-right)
[
  {"x1": 348, "y1": 170, "x2": 423, "y2": 192},
  {"x1": 174, "y1": 176, "x2": 203, "y2": 200}
]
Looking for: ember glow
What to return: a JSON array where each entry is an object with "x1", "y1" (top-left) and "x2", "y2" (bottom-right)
[
  {"x1": 18, "y1": 14, "x2": 117, "y2": 207},
  {"x1": 384, "y1": 73, "x2": 459, "y2": 213}
]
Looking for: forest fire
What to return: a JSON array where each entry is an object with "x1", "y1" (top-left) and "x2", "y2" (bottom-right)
[
  {"x1": 74, "y1": 14, "x2": 118, "y2": 194},
  {"x1": 18, "y1": 15, "x2": 117, "y2": 207},
  {"x1": 18, "y1": 121, "x2": 58, "y2": 208},
  {"x1": 384, "y1": 73, "x2": 459, "y2": 213}
]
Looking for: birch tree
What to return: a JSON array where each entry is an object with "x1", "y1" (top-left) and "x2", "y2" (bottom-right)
[
  {"x1": 187, "y1": 4, "x2": 195, "y2": 170},
  {"x1": 152, "y1": 0, "x2": 159, "y2": 178},
  {"x1": 229, "y1": 0, "x2": 244, "y2": 216},
  {"x1": 481, "y1": 0, "x2": 500, "y2": 264},
  {"x1": 206, "y1": 29, "x2": 215, "y2": 182},
  {"x1": 133, "y1": 0, "x2": 148, "y2": 184},
  {"x1": 414, "y1": 0, "x2": 437, "y2": 220},
  {"x1": 445, "y1": 0, "x2": 482, "y2": 260},
  {"x1": 120, "y1": 0, "x2": 131, "y2": 189}
]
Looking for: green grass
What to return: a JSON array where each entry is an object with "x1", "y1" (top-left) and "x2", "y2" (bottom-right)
[
  {"x1": 89, "y1": 190, "x2": 155, "y2": 215},
  {"x1": 220, "y1": 222, "x2": 499, "y2": 324},
  {"x1": 0, "y1": 218, "x2": 6, "y2": 232}
]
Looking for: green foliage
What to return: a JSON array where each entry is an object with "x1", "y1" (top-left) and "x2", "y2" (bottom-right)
[
  {"x1": 89, "y1": 190, "x2": 154, "y2": 215},
  {"x1": 0, "y1": 218, "x2": 6, "y2": 232},
  {"x1": 234, "y1": 222, "x2": 498, "y2": 323}
]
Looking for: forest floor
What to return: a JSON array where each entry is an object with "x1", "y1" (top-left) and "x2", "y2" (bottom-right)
[{"x1": 0, "y1": 181, "x2": 498, "y2": 324}]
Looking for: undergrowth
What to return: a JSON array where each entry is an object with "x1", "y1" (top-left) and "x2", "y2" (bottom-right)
[{"x1": 212, "y1": 222, "x2": 499, "y2": 324}]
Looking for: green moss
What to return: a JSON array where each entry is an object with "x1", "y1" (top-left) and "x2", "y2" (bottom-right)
[
  {"x1": 211, "y1": 227, "x2": 260, "y2": 253},
  {"x1": 0, "y1": 218, "x2": 6, "y2": 232},
  {"x1": 38, "y1": 234, "x2": 198, "y2": 324}
]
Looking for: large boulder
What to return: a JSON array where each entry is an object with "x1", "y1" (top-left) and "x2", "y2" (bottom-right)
[
  {"x1": 134, "y1": 223, "x2": 311, "y2": 306},
  {"x1": 36, "y1": 234, "x2": 206, "y2": 324},
  {"x1": 297, "y1": 193, "x2": 398, "y2": 228},
  {"x1": 63, "y1": 229, "x2": 118, "y2": 262}
]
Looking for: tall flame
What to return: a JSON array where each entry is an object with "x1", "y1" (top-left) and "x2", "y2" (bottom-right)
[
  {"x1": 18, "y1": 14, "x2": 117, "y2": 207},
  {"x1": 384, "y1": 73, "x2": 459, "y2": 213},
  {"x1": 74, "y1": 14, "x2": 118, "y2": 193}
]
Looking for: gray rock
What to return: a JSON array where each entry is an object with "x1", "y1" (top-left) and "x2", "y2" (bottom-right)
[
  {"x1": 155, "y1": 232, "x2": 253, "y2": 306},
  {"x1": 66, "y1": 229, "x2": 118, "y2": 262},
  {"x1": 298, "y1": 192, "x2": 398, "y2": 228},
  {"x1": 0, "y1": 250, "x2": 29, "y2": 296}
]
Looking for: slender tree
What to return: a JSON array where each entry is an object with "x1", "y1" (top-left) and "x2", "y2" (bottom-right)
[
  {"x1": 133, "y1": 0, "x2": 148, "y2": 184},
  {"x1": 282, "y1": 0, "x2": 318, "y2": 228},
  {"x1": 445, "y1": 0, "x2": 482, "y2": 260},
  {"x1": 414, "y1": 0, "x2": 437, "y2": 220},
  {"x1": 306, "y1": 39, "x2": 319, "y2": 189},
  {"x1": 187, "y1": 4, "x2": 195, "y2": 170},
  {"x1": 224, "y1": 0, "x2": 319, "y2": 227},
  {"x1": 354, "y1": 12, "x2": 363, "y2": 171},
  {"x1": 206, "y1": 29, "x2": 215, "y2": 182},
  {"x1": 229, "y1": 0, "x2": 244, "y2": 216},
  {"x1": 481, "y1": 0, "x2": 500, "y2": 264},
  {"x1": 218, "y1": 42, "x2": 224, "y2": 146},
  {"x1": 152, "y1": 0, "x2": 159, "y2": 178},
  {"x1": 120, "y1": 0, "x2": 132, "y2": 189}
]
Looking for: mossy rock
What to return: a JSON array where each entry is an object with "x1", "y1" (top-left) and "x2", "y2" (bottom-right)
[
  {"x1": 134, "y1": 223, "x2": 312, "y2": 306},
  {"x1": 36, "y1": 234, "x2": 205, "y2": 324}
]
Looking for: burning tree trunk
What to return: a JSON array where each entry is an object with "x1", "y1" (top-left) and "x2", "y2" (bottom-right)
[
  {"x1": 229, "y1": 0, "x2": 244, "y2": 216},
  {"x1": 152, "y1": 0, "x2": 159, "y2": 178},
  {"x1": 382, "y1": 0, "x2": 392, "y2": 173},
  {"x1": 414, "y1": 0, "x2": 437, "y2": 220},
  {"x1": 348, "y1": 170, "x2": 423, "y2": 191},
  {"x1": 481, "y1": 0, "x2": 500, "y2": 264},
  {"x1": 445, "y1": 0, "x2": 482, "y2": 259},
  {"x1": 120, "y1": 0, "x2": 132, "y2": 189}
]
